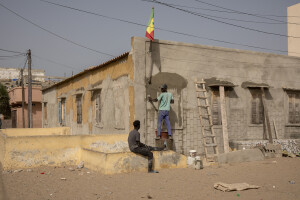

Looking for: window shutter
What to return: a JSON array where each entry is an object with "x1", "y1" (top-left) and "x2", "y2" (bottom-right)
[
  {"x1": 288, "y1": 93, "x2": 294, "y2": 123},
  {"x1": 211, "y1": 90, "x2": 221, "y2": 125},
  {"x1": 58, "y1": 100, "x2": 62, "y2": 124},
  {"x1": 295, "y1": 93, "x2": 300, "y2": 123},
  {"x1": 251, "y1": 96, "x2": 257, "y2": 124},
  {"x1": 258, "y1": 96, "x2": 263, "y2": 124}
]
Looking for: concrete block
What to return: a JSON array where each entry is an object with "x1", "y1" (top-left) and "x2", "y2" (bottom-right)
[{"x1": 218, "y1": 149, "x2": 264, "y2": 164}]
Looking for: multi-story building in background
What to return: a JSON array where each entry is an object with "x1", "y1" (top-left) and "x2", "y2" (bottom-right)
[{"x1": 288, "y1": 3, "x2": 300, "y2": 57}]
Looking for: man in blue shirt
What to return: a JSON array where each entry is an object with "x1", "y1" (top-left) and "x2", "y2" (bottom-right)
[{"x1": 148, "y1": 84, "x2": 174, "y2": 140}]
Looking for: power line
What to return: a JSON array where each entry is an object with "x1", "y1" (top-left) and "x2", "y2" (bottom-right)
[
  {"x1": 154, "y1": 1, "x2": 300, "y2": 18},
  {"x1": 0, "y1": 2, "x2": 115, "y2": 57},
  {"x1": 32, "y1": 54, "x2": 79, "y2": 70},
  {"x1": 145, "y1": 0, "x2": 300, "y2": 38},
  {"x1": 193, "y1": 0, "x2": 298, "y2": 24},
  {"x1": 38, "y1": 0, "x2": 299, "y2": 55},
  {"x1": 0, "y1": 48, "x2": 24, "y2": 54},
  {"x1": 142, "y1": 1, "x2": 289, "y2": 25},
  {"x1": 0, "y1": 53, "x2": 26, "y2": 58}
]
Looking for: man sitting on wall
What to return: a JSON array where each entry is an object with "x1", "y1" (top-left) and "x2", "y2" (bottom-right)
[
  {"x1": 128, "y1": 120, "x2": 164, "y2": 173},
  {"x1": 148, "y1": 84, "x2": 174, "y2": 140}
]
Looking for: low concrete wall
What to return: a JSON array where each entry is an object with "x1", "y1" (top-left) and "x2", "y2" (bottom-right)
[
  {"x1": 218, "y1": 149, "x2": 265, "y2": 164},
  {"x1": 1, "y1": 135, "x2": 81, "y2": 169},
  {"x1": 0, "y1": 129, "x2": 187, "y2": 173},
  {"x1": 82, "y1": 148, "x2": 187, "y2": 174},
  {"x1": 1, "y1": 127, "x2": 70, "y2": 136}
]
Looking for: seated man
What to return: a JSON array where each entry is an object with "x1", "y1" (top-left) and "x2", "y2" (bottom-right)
[{"x1": 128, "y1": 120, "x2": 164, "y2": 173}]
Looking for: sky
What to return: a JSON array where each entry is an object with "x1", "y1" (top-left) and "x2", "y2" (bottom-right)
[{"x1": 0, "y1": 0, "x2": 300, "y2": 77}]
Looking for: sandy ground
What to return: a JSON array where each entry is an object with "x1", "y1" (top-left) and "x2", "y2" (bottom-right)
[{"x1": 1, "y1": 157, "x2": 299, "y2": 200}]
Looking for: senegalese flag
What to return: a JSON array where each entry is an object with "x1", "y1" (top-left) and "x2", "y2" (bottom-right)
[{"x1": 145, "y1": 8, "x2": 154, "y2": 41}]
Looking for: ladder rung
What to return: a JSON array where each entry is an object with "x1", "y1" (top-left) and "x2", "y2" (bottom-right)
[
  {"x1": 205, "y1": 143, "x2": 217, "y2": 147},
  {"x1": 203, "y1": 135, "x2": 216, "y2": 138},
  {"x1": 195, "y1": 81, "x2": 205, "y2": 84},
  {"x1": 200, "y1": 114, "x2": 211, "y2": 116},
  {"x1": 196, "y1": 89, "x2": 206, "y2": 92},
  {"x1": 206, "y1": 154, "x2": 218, "y2": 159},
  {"x1": 198, "y1": 105, "x2": 209, "y2": 108},
  {"x1": 197, "y1": 96, "x2": 207, "y2": 99}
]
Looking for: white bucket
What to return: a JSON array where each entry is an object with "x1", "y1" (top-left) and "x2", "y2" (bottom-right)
[
  {"x1": 194, "y1": 156, "x2": 203, "y2": 170},
  {"x1": 189, "y1": 150, "x2": 196, "y2": 157}
]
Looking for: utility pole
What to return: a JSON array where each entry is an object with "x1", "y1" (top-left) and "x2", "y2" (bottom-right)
[
  {"x1": 27, "y1": 49, "x2": 33, "y2": 128},
  {"x1": 21, "y1": 68, "x2": 25, "y2": 128}
]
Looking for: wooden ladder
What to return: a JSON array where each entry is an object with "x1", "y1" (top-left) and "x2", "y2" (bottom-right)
[{"x1": 195, "y1": 79, "x2": 219, "y2": 162}]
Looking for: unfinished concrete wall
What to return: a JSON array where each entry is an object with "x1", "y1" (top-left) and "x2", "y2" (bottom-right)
[
  {"x1": 42, "y1": 53, "x2": 135, "y2": 135},
  {"x1": 131, "y1": 36, "x2": 300, "y2": 156}
]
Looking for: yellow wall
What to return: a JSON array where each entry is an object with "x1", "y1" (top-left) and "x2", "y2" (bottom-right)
[
  {"x1": 1, "y1": 127, "x2": 70, "y2": 136},
  {"x1": 0, "y1": 130, "x2": 187, "y2": 174},
  {"x1": 0, "y1": 131, "x2": 128, "y2": 170},
  {"x1": 56, "y1": 55, "x2": 135, "y2": 131}
]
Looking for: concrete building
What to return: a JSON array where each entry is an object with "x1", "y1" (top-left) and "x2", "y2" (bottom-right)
[
  {"x1": 42, "y1": 37, "x2": 300, "y2": 155},
  {"x1": 288, "y1": 3, "x2": 300, "y2": 57},
  {"x1": 9, "y1": 86, "x2": 42, "y2": 128},
  {"x1": 0, "y1": 67, "x2": 45, "y2": 89}
]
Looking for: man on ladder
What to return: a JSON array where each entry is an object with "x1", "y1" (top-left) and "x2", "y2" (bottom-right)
[{"x1": 148, "y1": 84, "x2": 174, "y2": 140}]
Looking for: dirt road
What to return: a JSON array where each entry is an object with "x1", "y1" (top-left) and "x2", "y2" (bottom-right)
[{"x1": 2, "y1": 157, "x2": 299, "y2": 200}]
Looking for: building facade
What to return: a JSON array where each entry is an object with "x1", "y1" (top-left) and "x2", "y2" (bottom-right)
[
  {"x1": 288, "y1": 3, "x2": 300, "y2": 57},
  {"x1": 43, "y1": 37, "x2": 300, "y2": 155},
  {"x1": 9, "y1": 86, "x2": 42, "y2": 128}
]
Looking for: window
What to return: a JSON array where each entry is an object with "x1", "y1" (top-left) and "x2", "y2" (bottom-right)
[
  {"x1": 44, "y1": 102, "x2": 47, "y2": 123},
  {"x1": 211, "y1": 88, "x2": 222, "y2": 125},
  {"x1": 287, "y1": 91, "x2": 300, "y2": 124},
  {"x1": 76, "y1": 95, "x2": 82, "y2": 124},
  {"x1": 250, "y1": 89, "x2": 263, "y2": 124},
  {"x1": 58, "y1": 98, "x2": 66, "y2": 125},
  {"x1": 94, "y1": 90, "x2": 101, "y2": 124}
]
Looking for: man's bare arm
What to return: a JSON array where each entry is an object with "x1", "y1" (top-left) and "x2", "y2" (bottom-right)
[{"x1": 148, "y1": 97, "x2": 158, "y2": 102}]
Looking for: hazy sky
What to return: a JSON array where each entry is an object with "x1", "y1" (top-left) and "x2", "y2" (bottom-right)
[{"x1": 0, "y1": 0, "x2": 300, "y2": 77}]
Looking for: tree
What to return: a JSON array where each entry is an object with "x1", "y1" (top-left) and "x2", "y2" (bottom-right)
[{"x1": 0, "y1": 83, "x2": 11, "y2": 119}]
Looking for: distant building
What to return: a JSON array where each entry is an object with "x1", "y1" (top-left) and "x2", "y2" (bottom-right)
[
  {"x1": 8, "y1": 86, "x2": 42, "y2": 128},
  {"x1": 0, "y1": 67, "x2": 45, "y2": 89},
  {"x1": 288, "y1": 3, "x2": 300, "y2": 57}
]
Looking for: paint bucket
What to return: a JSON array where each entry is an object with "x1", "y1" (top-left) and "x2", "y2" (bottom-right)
[
  {"x1": 189, "y1": 150, "x2": 196, "y2": 157},
  {"x1": 187, "y1": 150, "x2": 197, "y2": 165},
  {"x1": 194, "y1": 156, "x2": 203, "y2": 170}
]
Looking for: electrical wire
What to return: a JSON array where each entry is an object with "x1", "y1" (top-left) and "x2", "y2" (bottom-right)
[
  {"x1": 38, "y1": 0, "x2": 299, "y2": 55},
  {"x1": 0, "y1": 53, "x2": 26, "y2": 58},
  {"x1": 32, "y1": 54, "x2": 79, "y2": 70},
  {"x1": 0, "y1": 48, "x2": 24, "y2": 54},
  {"x1": 0, "y1": 2, "x2": 115, "y2": 57},
  {"x1": 141, "y1": 0, "x2": 290, "y2": 25},
  {"x1": 158, "y1": 2, "x2": 300, "y2": 18},
  {"x1": 144, "y1": 0, "x2": 300, "y2": 38},
  {"x1": 193, "y1": 0, "x2": 298, "y2": 24}
]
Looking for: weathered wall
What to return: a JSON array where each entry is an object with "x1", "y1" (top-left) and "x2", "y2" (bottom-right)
[
  {"x1": 0, "y1": 131, "x2": 128, "y2": 170},
  {"x1": 1, "y1": 127, "x2": 70, "y2": 136},
  {"x1": 42, "y1": 54, "x2": 135, "y2": 135},
  {"x1": 288, "y1": 3, "x2": 300, "y2": 57},
  {"x1": 131, "y1": 36, "x2": 300, "y2": 156},
  {"x1": 0, "y1": 131, "x2": 186, "y2": 174}
]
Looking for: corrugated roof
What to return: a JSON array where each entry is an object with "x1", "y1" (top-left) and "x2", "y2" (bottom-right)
[{"x1": 42, "y1": 52, "x2": 129, "y2": 91}]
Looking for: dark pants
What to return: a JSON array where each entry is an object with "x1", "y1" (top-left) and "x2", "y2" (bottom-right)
[{"x1": 132, "y1": 146, "x2": 158, "y2": 172}]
